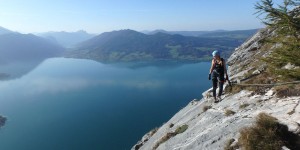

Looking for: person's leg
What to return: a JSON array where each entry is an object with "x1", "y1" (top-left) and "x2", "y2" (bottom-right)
[
  {"x1": 217, "y1": 74, "x2": 224, "y2": 99},
  {"x1": 212, "y1": 79, "x2": 218, "y2": 101},
  {"x1": 218, "y1": 81, "x2": 224, "y2": 97}
]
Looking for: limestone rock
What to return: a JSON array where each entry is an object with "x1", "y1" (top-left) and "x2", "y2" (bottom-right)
[
  {"x1": 282, "y1": 62, "x2": 300, "y2": 70},
  {"x1": 133, "y1": 89, "x2": 300, "y2": 150}
]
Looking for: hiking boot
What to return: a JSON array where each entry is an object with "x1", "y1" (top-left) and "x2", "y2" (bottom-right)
[
  {"x1": 217, "y1": 96, "x2": 222, "y2": 101},
  {"x1": 214, "y1": 97, "x2": 219, "y2": 103}
]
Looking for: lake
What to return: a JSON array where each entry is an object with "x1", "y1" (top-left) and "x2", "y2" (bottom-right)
[{"x1": 0, "y1": 58, "x2": 211, "y2": 150}]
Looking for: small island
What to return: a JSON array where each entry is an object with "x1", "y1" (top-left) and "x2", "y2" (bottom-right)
[{"x1": 0, "y1": 115, "x2": 7, "y2": 127}]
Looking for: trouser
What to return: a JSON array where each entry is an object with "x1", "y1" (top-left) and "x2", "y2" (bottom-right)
[
  {"x1": 212, "y1": 79, "x2": 224, "y2": 98},
  {"x1": 212, "y1": 70, "x2": 224, "y2": 98}
]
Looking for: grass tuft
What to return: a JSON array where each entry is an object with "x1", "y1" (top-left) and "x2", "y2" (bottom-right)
[
  {"x1": 175, "y1": 124, "x2": 188, "y2": 134},
  {"x1": 224, "y1": 84, "x2": 243, "y2": 94},
  {"x1": 203, "y1": 105, "x2": 212, "y2": 112},
  {"x1": 149, "y1": 127, "x2": 159, "y2": 137},
  {"x1": 153, "y1": 124, "x2": 188, "y2": 150},
  {"x1": 225, "y1": 109, "x2": 236, "y2": 116},
  {"x1": 274, "y1": 84, "x2": 300, "y2": 98},
  {"x1": 224, "y1": 138, "x2": 239, "y2": 150},
  {"x1": 238, "y1": 113, "x2": 300, "y2": 150},
  {"x1": 287, "y1": 110, "x2": 295, "y2": 115},
  {"x1": 153, "y1": 132, "x2": 176, "y2": 150},
  {"x1": 239, "y1": 103, "x2": 250, "y2": 109}
]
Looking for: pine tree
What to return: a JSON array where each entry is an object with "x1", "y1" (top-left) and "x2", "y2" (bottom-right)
[
  {"x1": 255, "y1": 0, "x2": 300, "y2": 80},
  {"x1": 255, "y1": 0, "x2": 300, "y2": 40}
]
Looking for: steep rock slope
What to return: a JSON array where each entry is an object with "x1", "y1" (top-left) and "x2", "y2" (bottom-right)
[{"x1": 133, "y1": 28, "x2": 300, "y2": 150}]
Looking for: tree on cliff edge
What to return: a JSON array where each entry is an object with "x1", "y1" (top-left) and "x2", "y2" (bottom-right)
[
  {"x1": 255, "y1": 0, "x2": 300, "y2": 40},
  {"x1": 255, "y1": 0, "x2": 300, "y2": 80}
]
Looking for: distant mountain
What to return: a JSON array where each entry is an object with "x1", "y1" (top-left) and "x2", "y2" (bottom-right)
[
  {"x1": 0, "y1": 26, "x2": 13, "y2": 35},
  {"x1": 37, "y1": 30, "x2": 96, "y2": 48},
  {"x1": 144, "y1": 29, "x2": 258, "y2": 38},
  {"x1": 143, "y1": 30, "x2": 215, "y2": 36},
  {"x1": 67, "y1": 29, "x2": 251, "y2": 62},
  {"x1": 144, "y1": 29, "x2": 171, "y2": 35},
  {"x1": 0, "y1": 33, "x2": 65, "y2": 64},
  {"x1": 198, "y1": 29, "x2": 259, "y2": 39}
]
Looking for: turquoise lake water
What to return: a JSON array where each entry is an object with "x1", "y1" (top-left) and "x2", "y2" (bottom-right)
[{"x1": 0, "y1": 58, "x2": 211, "y2": 150}]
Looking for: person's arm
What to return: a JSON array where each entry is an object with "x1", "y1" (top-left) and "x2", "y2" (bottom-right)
[
  {"x1": 209, "y1": 59, "x2": 215, "y2": 74},
  {"x1": 208, "y1": 59, "x2": 215, "y2": 80}
]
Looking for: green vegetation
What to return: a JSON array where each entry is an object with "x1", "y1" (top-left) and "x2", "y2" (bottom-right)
[
  {"x1": 274, "y1": 84, "x2": 300, "y2": 97},
  {"x1": 255, "y1": 0, "x2": 300, "y2": 81},
  {"x1": 175, "y1": 124, "x2": 189, "y2": 134},
  {"x1": 228, "y1": 0, "x2": 300, "y2": 96},
  {"x1": 166, "y1": 44, "x2": 181, "y2": 58},
  {"x1": 72, "y1": 29, "x2": 254, "y2": 62},
  {"x1": 255, "y1": 0, "x2": 300, "y2": 38},
  {"x1": 153, "y1": 124, "x2": 188, "y2": 150},
  {"x1": 238, "y1": 113, "x2": 300, "y2": 150},
  {"x1": 267, "y1": 44, "x2": 300, "y2": 80},
  {"x1": 224, "y1": 84, "x2": 243, "y2": 95}
]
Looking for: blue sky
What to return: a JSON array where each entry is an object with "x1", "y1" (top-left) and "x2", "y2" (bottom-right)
[{"x1": 0, "y1": 0, "x2": 283, "y2": 34}]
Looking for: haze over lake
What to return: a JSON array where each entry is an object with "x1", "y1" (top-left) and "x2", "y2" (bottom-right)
[{"x1": 0, "y1": 58, "x2": 211, "y2": 150}]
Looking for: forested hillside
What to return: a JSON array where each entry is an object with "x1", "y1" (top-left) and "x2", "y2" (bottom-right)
[{"x1": 67, "y1": 29, "x2": 255, "y2": 62}]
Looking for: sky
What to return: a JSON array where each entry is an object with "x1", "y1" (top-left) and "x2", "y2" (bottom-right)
[{"x1": 0, "y1": 0, "x2": 284, "y2": 34}]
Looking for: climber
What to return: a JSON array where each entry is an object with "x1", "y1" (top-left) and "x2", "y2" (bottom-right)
[{"x1": 208, "y1": 50, "x2": 228, "y2": 103}]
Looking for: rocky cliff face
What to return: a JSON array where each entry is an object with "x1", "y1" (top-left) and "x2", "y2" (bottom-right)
[{"x1": 132, "y1": 28, "x2": 300, "y2": 150}]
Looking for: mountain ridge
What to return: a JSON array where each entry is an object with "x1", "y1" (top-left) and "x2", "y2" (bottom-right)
[
  {"x1": 0, "y1": 26, "x2": 14, "y2": 35},
  {"x1": 36, "y1": 30, "x2": 96, "y2": 48},
  {"x1": 0, "y1": 32, "x2": 65, "y2": 63},
  {"x1": 143, "y1": 29, "x2": 258, "y2": 38},
  {"x1": 66, "y1": 29, "x2": 254, "y2": 62}
]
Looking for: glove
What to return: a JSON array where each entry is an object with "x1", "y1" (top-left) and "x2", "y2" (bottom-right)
[{"x1": 208, "y1": 74, "x2": 211, "y2": 80}]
